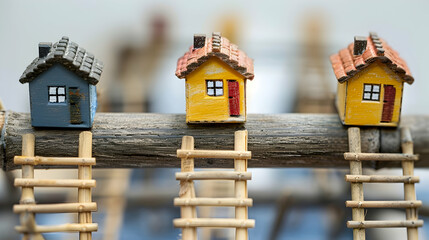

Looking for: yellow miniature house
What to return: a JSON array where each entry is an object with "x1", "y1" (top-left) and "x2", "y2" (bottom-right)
[
  {"x1": 175, "y1": 32, "x2": 254, "y2": 123},
  {"x1": 330, "y1": 33, "x2": 414, "y2": 127}
]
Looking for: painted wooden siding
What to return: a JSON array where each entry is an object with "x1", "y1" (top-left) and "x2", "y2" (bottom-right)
[
  {"x1": 29, "y1": 63, "x2": 92, "y2": 128},
  {"x1": 336, "y1": 81, "x2": 347, "y2": 122},
  {"x1": 344, "y1": 61, "x2": 404, "y2": 127},
  {"x1": 185, "y1": 57, "x2": 246, "y2": 123}
]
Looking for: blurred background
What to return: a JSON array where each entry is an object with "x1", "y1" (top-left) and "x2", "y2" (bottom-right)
[{"x1": 0, "y1": 0, "x2": 429, "y2": 239}]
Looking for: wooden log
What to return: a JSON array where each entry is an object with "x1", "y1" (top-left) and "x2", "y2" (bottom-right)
[
  {"x1": 16, "y1": 223, "x2": 98, "y2": 233},
  {"x1": 176, "y1": 171, "x2": 251, "y2": 181},
  {"x1": 345, "y1": 175, "x2": 419, "y2": 183},
  {"x1": 177, "y1": 150, "x2": 251, "y2": 160},
  {"x1": 345, "y1": 200, "x2": 422, "y2": 208},
  {"x1": 13, "y1": 202, "x2": 97, "y2": 213},
  {"x1": 14, "y1": 156, "x2": 96, "y2": 166},
  {"x1": 347, "y1": 220, "x2": 424, "y2": 229},
  {"x1": 2, "y1": 112, "x2": 429, "y2": 170},
  {"x1": 14, "y1": 179, "x2": 96, "y2": 188},
  {"x1": 173, "y1": 218, "x2": 255, "y2": 228},
  {"x1": 344, "y1": 153, "x2": 418, "y2": 161},
  {"x1": 174, "y1": 198, "x2": 253, "y2": 207}
]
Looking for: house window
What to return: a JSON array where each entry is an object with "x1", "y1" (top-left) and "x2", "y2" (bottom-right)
[
  {"x1": 48, "y1": 86, "x2": 66, "y2": 103},
  {"x1": 206, "y1": 80, "x2": 223, "y2": 96},
  {"x1": 363, "y1": 84, "x2": 380, "y2": 101}
]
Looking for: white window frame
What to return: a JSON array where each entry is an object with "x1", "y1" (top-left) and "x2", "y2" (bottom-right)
[
  {"x1": 206, "y1": 80, "x2": 223, "y2": 96},
  {"x1": 48, "y1": 86, "x2": 66, "y2": 103},
  {"x1": 362, "y1": 84, "x2": 380, "y2": 101}
]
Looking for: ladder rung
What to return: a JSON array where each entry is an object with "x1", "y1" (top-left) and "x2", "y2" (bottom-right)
[
  {"x1": 14, "y1": 156, "x2": 96, "y2": 166},
  {"x1": 344, "y1": 153, "x2": 418, "y2": 161},
  {"x1": 174, "y1": 198, "x2": 253, "y2": 207},
  {"x1": 176, "y1": 171, "x2": 251, "y2": 180},
  {"x1": 347, "y1": 220, "x2": 423, "y2": 229},
  {"x1": 346, "y1": 201, "x2": 422, "y2": 208},
  {"x1": 345, "y1": 175, "x2": 419, "y2": 183},
  {"x1": 177, "y1": 150, "x2": 251, "y2": 160},
  {"x1": 15, "y1": 223, "x2": 98, "y2": 233},
  {"x1": 13, "y1": 202, "x2": 97, "y2": 213},
  {"x1": 173, "y1": 218, "x2": 255, "y2": 228},
  {"x1": 14, "y1": 178, "x2": 96, "y2": 188}
]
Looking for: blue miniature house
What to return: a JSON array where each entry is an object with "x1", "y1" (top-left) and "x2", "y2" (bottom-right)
[{"x1": 19, "y1": 36, "x2": 103, "y2": 128}]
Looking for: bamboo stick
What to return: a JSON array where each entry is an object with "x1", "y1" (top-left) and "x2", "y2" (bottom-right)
[
  {"x1": 19, "y1": 134, "x2": 44, "y2": 240},
  {"x1": 234, "y1": 130, "x2": 249, "y2": 240},
  {"x1": 16, "y1": 223, "x2": 98, "y2": 233},
  {"x1": 347, "y1": 220, "x2": 423, "y2": 229},
  {"x1": 173, "y1": 218, "x2": 255, "y2": 228},
  {"x1": 14, "y1": 202, "x2": 97, "y2": 213},
  {"x1": 347, "y1": 127, "x2": 365, "y2": 240},
  {"x1": 15, "y1": 178, "x2": 96, "y2": 188},
  {"x1": 401, "y1": 127, "x2": 419, "y2": 240},
  {"x1": 176, "y1": 171, "x2": 251, "y2": 181},
  {"x1": 179, "y1": 136, "x2": 197, "y2": 240},
  {"x1": 14, "y1": 156, "x2": 96, "y2": 166},
  {"x1": 174, "y1": 198, "x2": 253, "y2": 207},
  {"x1": 345, "y1": 175, "x2": 419, "y2": 183},
  {"x1": 78, "y1": 131, "x2": 95, "y2": 240},
  {"x1": 346, "y1": 201, "x2": 422, "y2": 208},
  {"x1": 177, "y1": 150, "x2": 251, "y2": 160},
  {"x1": 344, "y1": 152, "x2": 418, "y2": 161}
]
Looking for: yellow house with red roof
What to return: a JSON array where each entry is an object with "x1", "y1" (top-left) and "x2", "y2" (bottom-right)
[
  {"x1": 175, "y1": 32, "x2": 254, "y2": 123},
  {"x1": 330, "y1": 32, "x2": 414, "y2": 127}
]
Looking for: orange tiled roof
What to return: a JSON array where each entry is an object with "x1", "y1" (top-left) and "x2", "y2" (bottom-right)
[
  {"x1": 175, "y1": 32, "x2": 254, "y2": 80},
  {"x1": 330, "y1": 32, "x2": 413, "y2": 84}
]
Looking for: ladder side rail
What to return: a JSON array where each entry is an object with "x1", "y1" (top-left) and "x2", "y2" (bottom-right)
[
  {"x1": 234, "y1": 130, "x2": 249, "y2": 240},
  {"x1": 348, "y1": 127, "x2": 365, "y2": 240},
  {"x1": 78, "y1": 132, "x2": 95, "y2": 240},
  {"x1": 401, "y1": 127, "x2": 419, "y2": 240}
]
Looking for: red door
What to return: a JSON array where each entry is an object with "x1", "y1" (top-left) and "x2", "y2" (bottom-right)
[
  {"x1": 228, "y1": 80, "x2": 240, "y2": 116},
  {"x1": 381, "y1": 85, "x2": 396, "y2": 122}
]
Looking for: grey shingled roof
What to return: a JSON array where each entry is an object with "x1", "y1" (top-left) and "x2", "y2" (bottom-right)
[{"x1": 19, "y1": 36, "x2": 103, "y2": 85}]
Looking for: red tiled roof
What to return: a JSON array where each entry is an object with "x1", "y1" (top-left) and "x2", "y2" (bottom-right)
[
  {"x1": 330, "y1": 33, "x2": 414, "y2": 84},
  {"x1": 175, "y1": 32, "x2": 254, "y2": 80}
]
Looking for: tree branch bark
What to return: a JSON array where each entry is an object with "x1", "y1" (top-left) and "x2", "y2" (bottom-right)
[{"x1": 1, "y1": 111, "x2": 428, "y2": 170}]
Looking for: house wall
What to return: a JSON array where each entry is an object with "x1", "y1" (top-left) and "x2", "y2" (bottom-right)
[
  {"x1": 336, "y1": 81, "x2": 347, "y2": 122},
  {"x1": 344, "y1": 61, "x2": 404, "y2": 127},
  {"x1": 185, "y1": 57, "x2": 246, "y2": 123},
  {"x1": 29, "y1": 63, "x2": 92, "y2": 128}
]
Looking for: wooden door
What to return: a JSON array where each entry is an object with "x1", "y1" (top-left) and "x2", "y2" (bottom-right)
[
  {"x1": 69, "y1": 87, "x2": 83, "y2": 124},
  {"x1": 228, "y1": 81, "x2": 240, "y2": 116},
  {"x1": 381, "y1": 85, "x2": 396, "y2": 122}
]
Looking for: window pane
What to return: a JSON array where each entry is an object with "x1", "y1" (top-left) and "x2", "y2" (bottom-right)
[
  {"x1": 373, "y1": 85, "x2": 380, "y2": 92},
  {"x1": 58, "y1": 87, "x2": 65, "y2": 95},
  {"x1": 215, "y1": 81, "x2": 223, "y2": 87},
  {"x1": 216, "y1": 88, "x2": 223, "y2": 96},
  {"x1": 363, "y1": 93, "x2": 371, "y2": 100},
  {"x1": 207, "y1": 89, "x2": 214, "y2": 96},
  {"x1": 372, "y1": 93, "x2": 379, "y2": 100},
  {"x1": 49, "y1": 87, "x2": 57, "y2": 94},
  {"x1": 207, "y1": 81, "x2": 214, "y2": 87},
  {"x1": 58, "y1": 96, "x2": 66, "y2": 102},
  {"x1": 364, "y1": 85, "x2": 372, "y2": 92},
  {"x1": 49, "y1": 96, "x2": 57, "y2": 103}
]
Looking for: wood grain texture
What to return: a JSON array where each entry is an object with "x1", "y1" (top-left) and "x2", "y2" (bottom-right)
[{"x1": 2, "y1": 111, "x2": 429, "y2": 170}]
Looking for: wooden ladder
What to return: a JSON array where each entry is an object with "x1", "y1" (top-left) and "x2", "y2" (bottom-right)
[
  {"x1": 14, "y1": 132, "x2": 97, "y2": 240},
  {"x1": 173, "y1": 130, "x2": 255, "y2": 240},
  {"x1": 345, "y1": 127, "x2": 423, "y2": 240}
]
